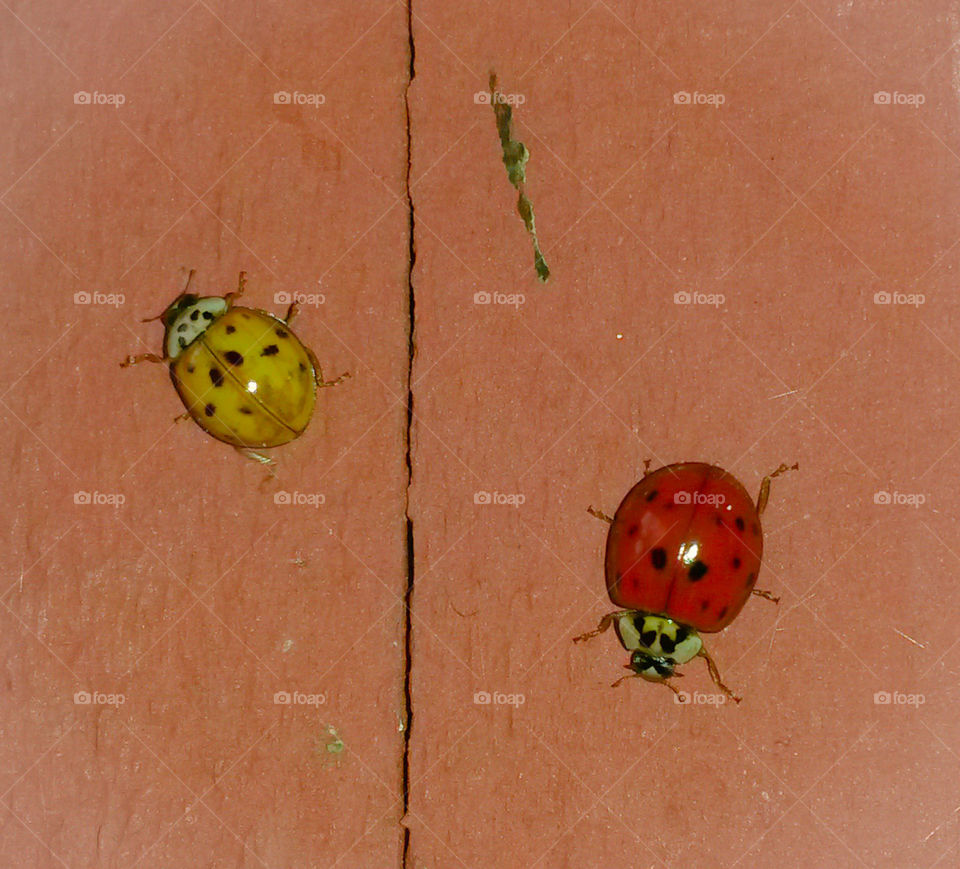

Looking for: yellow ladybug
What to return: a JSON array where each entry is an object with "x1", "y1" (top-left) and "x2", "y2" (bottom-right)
[{"x1": 123, "y1": 271, "x2": 347, "y2": 460}]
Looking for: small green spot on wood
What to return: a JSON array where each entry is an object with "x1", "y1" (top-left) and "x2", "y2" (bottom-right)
[{"x1": 490, "y1": 72, "x2": 550, "y2": 282}]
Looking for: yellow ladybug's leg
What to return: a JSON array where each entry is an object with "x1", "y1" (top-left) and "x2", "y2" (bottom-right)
[
  {"x1": 224, "y1": 271, "x2": 247, "y2": 307},
  {"x1": 751, "y1": 588, "x2": 780, "y2": 603},
  {"x1": 756, "y1": 461, "x2": 799, "y2": 516},
  {"x1": 234, "y1": 445, "x2": 276, "y2": 467},
  {"x1": 120, "y1": 353, "x2": 166, "y2": 367},
  {"x1": 697, "y1": 645, "x2": 741, "y2": 704},
  {"x1": 587, "y1": 506, "x2": 614, "y2": 524},
  {"x1": 573, "y1": 610, "x2": 632, "y2": 643},
  {"x1": 304, "y1": 345, "x2": 351, "y2": 389},
  {"x1": 282, "y1": 300, "x2": 301, "y2": 326}
]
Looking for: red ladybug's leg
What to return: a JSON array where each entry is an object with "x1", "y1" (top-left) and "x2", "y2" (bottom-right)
[
  {"x1": 587, "y1": 506, "x2": 614, "y2": 524},
  {"x1": 756, "y1": 462, "x2": 799, "y2": 516},
  {"x1": 573, "y1": 610, "x2": 632, "y2": 643},
  {"x1": 697, "y1": 645, "x2": 742, "y2": 704}
]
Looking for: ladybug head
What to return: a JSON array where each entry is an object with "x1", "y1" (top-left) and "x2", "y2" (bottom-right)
[
  {"x1": 627, "y1": 649, "x2": 676, "y2": 682},
  {"x1": 161, "y1": 294, "x2": 228, "y2": 359}
]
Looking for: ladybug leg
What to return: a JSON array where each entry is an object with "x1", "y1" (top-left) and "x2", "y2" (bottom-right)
[
  {"x1": 234, "y1": 445, "x2": 276, "y2": 468},
  {"x1": 756, "y1": 462, "x2": 799, "y2": 516},
  {"x1": 751, "y1": 588, "x2": 780, "y2": 604},
  {"x1": 642, "y1": 458, "x2": 653, "y2": 476},
  {"x1": 120, "y1": 353, "x2": 166, "y2": 367},
  {"x1": 224, "y1": 271, "x2": 247, "y2": 307},
  {"x1": 573, "y1": 610, "x2": 630, "y2": 643},
  {"x1": 697, "y1": 646, "x2": 742, "y2": 704},
  {"x1": 173, "y1": 411, "x2": 191, "y2": 424},
  {"x1": 587, "y1": 506, "x2": 614, "y2": 524},
  {"x1": 283, "y1": 301, "x2": 301, "y2": 326},
  {"x1": 305, "y1": 345, "x2": 351, "y2": 389}
]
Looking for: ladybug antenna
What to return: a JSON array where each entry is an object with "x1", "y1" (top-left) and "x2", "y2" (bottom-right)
[{"x1": 141, "y1": 269, "x2": 199, "y2": 323}]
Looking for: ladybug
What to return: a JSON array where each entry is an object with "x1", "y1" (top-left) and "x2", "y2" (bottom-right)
[
  {"x1": 575, "y1": 461, "x2": 797, "y2": 702},
  {"x1": 122, "y1": 271, "x2": 347, "y2": 461}
]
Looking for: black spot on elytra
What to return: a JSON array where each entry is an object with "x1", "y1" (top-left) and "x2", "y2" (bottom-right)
[
  {"x1": 261, "y1": 344, "x2": 279, "y2": 357},
  {"x1": 239, "y1": 406, "x2": 253, "y2": 415},
  {"x1": 224, "y1": 350, "x2": 243, "y2": 366},
  {"x1": 186, "y1": 364, "x2": 194, "y2": 373},
  {"x1": 735, "y1": 516, "x2": 745, "y2": 532},
  {"x1": 190, "y1": 310, "x2": 199, "y2": 321},
  {"x1": 645, "y1": 489, "x2": 658, "y2": 502},
  {"x1": 718, "y1": 606, "x2": 728, "y2": 619},
  {"x1": 202, "y1": 310, "x2": 214, "y2": 320},
  {"x1": 732, "y1": 556, "x2": 742, "y2": 569},
  {"x1": 275, "y1": 328, "x2": 289, "y2": 338},
  {"x1": 641, "y1": 630, "x2": 657, "y2": 648},
  {"x1": 204, "y1": 403, "x2": 215, "y2": 417},
  {"x1": 747, "y1": 572, "x2": 757, "y2": 587},
  {"x1": 650, "y1": 548, "x2": 667, "y2": 570},
  {"x1": 299, "y1": 362, "x2": 307, "y2": 372},
  {"x1": 627, "y1": 524, "x2": 638, "y2": 537},
  {"x1": 751, "y1": 522, "x2": 760, "y2": 536},
  {"x1": 225, "y1": 325, "x2": 236, "y2": 333},
  {"x1": 660, "y1": 634, "x2": 676, "y2": 654},
  {"x1": 700, "y1": 600, "x2": 710, "y2": 611},
  {"x1": 209, "y1": 368, "x2": 224, "y2": 387},
  {"x1": 688, "y1": 560, "x2": 708, "y2": 581}
]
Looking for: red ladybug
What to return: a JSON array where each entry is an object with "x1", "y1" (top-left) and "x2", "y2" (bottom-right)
[{"x1": 575, "y1": 461, "x2": 797, "y2": 703}]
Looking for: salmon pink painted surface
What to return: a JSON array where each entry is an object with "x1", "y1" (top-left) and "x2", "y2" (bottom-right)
[{"x1": 3, "y1": 1, "x2": 960, "y2": 868}]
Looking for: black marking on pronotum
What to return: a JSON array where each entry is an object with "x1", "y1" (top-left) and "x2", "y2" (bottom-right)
[
  {"x1": 202, "y1": 310, "x2": 214, "y2": 320},
  {"x1": 190, "y1": 310, "x2": 200, "y2": 321},
  {"x1": 641, "y1": 630, "x2": 657, "y2": 648},
  {"x1": 660, "y1": 634, "x2": 676, "y2": 654},
  {"x1": 651, "y1": 547, "x2": 667, "y2": 570}
]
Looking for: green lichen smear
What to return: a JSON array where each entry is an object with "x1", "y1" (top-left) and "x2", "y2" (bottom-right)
[{"x1": 490, "y1": 72, "x2": 550, "y2": 282}]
